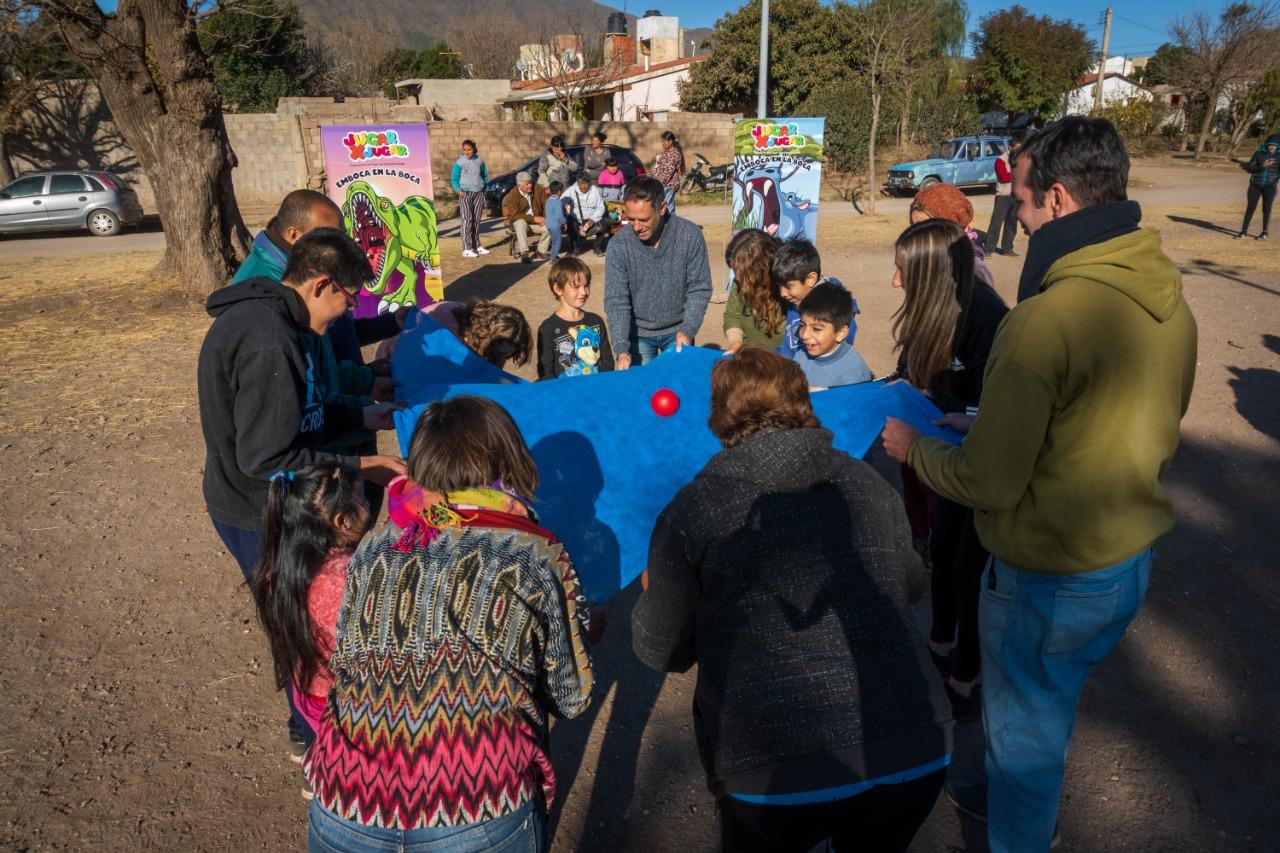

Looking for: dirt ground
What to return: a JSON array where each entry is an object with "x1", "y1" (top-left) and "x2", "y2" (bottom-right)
[{"x1": 1, "y1": 159, "x2": 1278, "y2": 851}]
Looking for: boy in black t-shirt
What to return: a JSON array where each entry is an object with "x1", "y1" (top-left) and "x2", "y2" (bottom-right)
[{"x1": 536, "y1": 257, "x2": 615, "y2": 379}]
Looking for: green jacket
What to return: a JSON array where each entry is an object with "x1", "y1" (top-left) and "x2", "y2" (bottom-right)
[
  {"x1": 909, "y1": 228, "x2": 1197, "y2": 574},
  {"x1": 723, "y1": 287, "x2": 785, "y2": 349}
]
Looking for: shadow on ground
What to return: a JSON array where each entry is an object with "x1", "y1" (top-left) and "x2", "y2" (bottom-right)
[{"x1": 1167, "y1": 214, "x2": 1238, "y2": 236}]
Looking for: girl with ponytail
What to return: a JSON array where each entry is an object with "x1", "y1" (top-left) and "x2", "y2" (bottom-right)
[{"x1": 250, "y1": 465, "x2": 370, "y2": 779}]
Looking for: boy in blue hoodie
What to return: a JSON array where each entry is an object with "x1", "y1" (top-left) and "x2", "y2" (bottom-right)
[
  {"x1": 771, "y1": 239, "x2": 859, "y2": 358},
  {"x1": 544, "y1": 180, "x2": 569, "y2": 260}
]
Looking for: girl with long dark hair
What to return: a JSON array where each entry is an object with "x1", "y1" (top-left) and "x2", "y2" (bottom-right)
[
  {"x1": 891, "y1": 218, "x2": 1008, "y2": 720},
  {"x1": 250, "y1": 465, "x2": 370, "y2": 793}
]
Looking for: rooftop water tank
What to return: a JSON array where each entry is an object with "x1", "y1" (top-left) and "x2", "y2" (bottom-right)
[{"x1": 607, "y1": 11, "x2": 628, "y2": 34}]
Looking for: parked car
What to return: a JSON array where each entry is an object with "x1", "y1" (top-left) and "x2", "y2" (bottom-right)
[
  {"x1": 484, "y1": 145, "x2": 646, "y2": 215},
  {"x1": 0, "y1": 170, "x2": 142, "y2": 236},
  {"x1": 884, "y1": 136, "x2": 1013, "y2": 195}
]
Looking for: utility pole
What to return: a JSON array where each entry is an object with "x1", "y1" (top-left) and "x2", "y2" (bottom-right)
[
  {"x1": 1094, "y1": 6, "x2": 1113, "y2": 112},
  {"x1": 757, "y1": 0, "x2": 770, "y2": 118}
]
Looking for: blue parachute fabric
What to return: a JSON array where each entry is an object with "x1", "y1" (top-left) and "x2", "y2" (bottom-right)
[{"x1": 393, "y1": 344, "x2": 959, "y2": 602}]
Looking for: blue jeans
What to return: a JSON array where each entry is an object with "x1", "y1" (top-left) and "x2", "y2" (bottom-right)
[
  {"x1": 308, "y1": 798, "x2": 545, "y2": 853},
  {"x1": 980, "y1": 548, "x2": 1152, "y2": 853},
  {"x1": 635, "y1": 332, "x2": 682, "y2": 365},
  {"x1": 663, "y1": 186, "x2": 677, "y2": 213}
]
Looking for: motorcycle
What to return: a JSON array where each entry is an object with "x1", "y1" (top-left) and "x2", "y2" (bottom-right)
[{"x1": 679, "y1": 153, "x2": 734, "y2": 195}]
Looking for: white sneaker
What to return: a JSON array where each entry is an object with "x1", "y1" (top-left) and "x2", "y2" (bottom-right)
[
  {"x1": 462, "y1": 249, "x2": 478, "y2": 258},
  {"x1": 475, "y1": 246, "x2": 491, "y2": 255}
]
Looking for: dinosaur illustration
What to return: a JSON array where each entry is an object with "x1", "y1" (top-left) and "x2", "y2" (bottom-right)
[
  {"x1": 734, "y1": 160, "x2": 818, "y2": 242},
  {"x1": 342, "y1": 180, "x2": 441, "y2": 314}
]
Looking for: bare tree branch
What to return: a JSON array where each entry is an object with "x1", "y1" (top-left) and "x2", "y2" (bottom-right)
[
  {"x1": 1168, "y1": 2, "x2": 1280, "y2": 158},
  {"x1": 523, "y1": 22, "x2": 616, "y2": 119}
]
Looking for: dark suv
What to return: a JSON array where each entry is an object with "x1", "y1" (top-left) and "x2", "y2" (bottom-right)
[{"x1": 484, "y1": 145, "x2": 646, "y2": 214}]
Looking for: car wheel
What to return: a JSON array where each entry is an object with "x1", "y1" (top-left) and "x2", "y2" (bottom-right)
[
  {"x1": 88, "y1": 209, "x2": 120, "y2": 236},
  {"x1": 918, "y1": 176, "x2": 940, "y2": 191}
]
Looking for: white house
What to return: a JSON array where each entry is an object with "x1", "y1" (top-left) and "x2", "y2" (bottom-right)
[
  {"x1": 1064, "y1": 72, "x2": 1153, "y2": 116},
  {"x1": 505, "y1": 56, "x2": 705, "y2": 121}
]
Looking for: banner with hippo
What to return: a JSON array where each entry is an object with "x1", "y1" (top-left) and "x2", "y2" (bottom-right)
[
  {"x1": 322, "y1": 124, "x2": 442, "y2": 317},
  {"x1": 732, "y1": 117, "x2": 825, "y2": 244}
]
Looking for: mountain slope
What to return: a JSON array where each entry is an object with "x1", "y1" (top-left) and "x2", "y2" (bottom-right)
[{"x1": 295, "y1": 0, "x2": 709, "y2": 55}]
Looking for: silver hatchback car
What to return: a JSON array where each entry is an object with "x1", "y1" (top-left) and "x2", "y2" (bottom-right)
[{"x1": 0, "y1": 170, "x2": 143, "y2": 237}]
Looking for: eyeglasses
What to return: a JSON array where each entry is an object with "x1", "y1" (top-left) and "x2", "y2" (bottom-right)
[{"x1": 309, "y1": 268, "x2": 361, "y2": 307}]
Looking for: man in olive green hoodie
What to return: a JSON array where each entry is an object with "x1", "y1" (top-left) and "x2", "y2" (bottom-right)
[{"x1": 883, "y1": 117, "x2": 1197, "y2": 853}]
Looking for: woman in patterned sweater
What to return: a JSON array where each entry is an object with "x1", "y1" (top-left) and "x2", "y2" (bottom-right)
[{"x1": 305, "y1": 396, "x2": 598, "y2": 852}]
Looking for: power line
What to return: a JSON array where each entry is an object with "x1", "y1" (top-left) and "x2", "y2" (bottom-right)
[{"x1": 1113, "y1": 13, "x2": 1168, "y2": 36}]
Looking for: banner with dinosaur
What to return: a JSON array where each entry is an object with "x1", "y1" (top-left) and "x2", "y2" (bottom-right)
[
  {"x1": 732, "y1": 117, "x2": 825, "y2": 244},
  {"x1": 322, "y1": 124, "x2": 443, "y2": 317}
]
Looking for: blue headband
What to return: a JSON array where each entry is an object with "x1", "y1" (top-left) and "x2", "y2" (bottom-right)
[{"x1": 269, "y1": 470, "x2": 295, "y2": 494}]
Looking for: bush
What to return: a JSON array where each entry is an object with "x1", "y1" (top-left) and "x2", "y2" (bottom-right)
[
  {"x1": 1095, "y1": 97, "x2": 1169, "y2": 139},
  {"x1": 911, "y1": 91, "x2": 983, "y2": 142}
]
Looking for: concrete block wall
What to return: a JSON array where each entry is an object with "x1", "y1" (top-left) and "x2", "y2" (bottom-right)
[{"x1": 12, "y1": 83, "x2": 736, "y2": 217}]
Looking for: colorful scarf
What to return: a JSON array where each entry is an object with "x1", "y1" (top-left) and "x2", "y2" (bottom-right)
[{"x1": 386, "y1": 475, "x2": 535, "y2": 551}]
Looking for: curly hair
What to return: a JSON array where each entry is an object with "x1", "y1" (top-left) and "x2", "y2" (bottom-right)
[
  {"x1": 725, "y1": 228, "x2": 785, "y2": 337},
  {"x1": 709, "y1": 347, "x2": 820, "y2": 448},
  {"x1": 457, "y1": 301, "x2": 533, "y2": 367}
]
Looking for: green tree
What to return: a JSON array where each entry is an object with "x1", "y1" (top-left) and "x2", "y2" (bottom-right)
[
  {"x1": 373, "y1": 43, "x2": 464, "y2": 98},
  {"x1": 1136, "y1": 43, "x2": 1192, "y2": 86},
  {"x1": 1241, "y1": 66, "x2": 1280, "y2": 140},
  {"x1": 197, "y1": 0, "x2": 312, "y2": 112},
  {"x1": 678, "y1": 0, "x2": 852, "y2": 115},
  {"x1": 969, "y1": 5, "x2": 1093, "y2": 124}
]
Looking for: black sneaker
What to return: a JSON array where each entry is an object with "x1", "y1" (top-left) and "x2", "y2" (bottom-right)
[
  {"x1": 930, "y1": 647, "x2": 952, "y2": 677},
  {"x1": 944, "y1": 778, "x2": 987, "y2": 821},
  {"x1": 945, "y1": 681, "x2": 981, "y2": 722},
  {"x1": 1236, "y1": 231, "x2": 1248, "y2": 239},
  {"x1": 288, "y1": 732, "x2": 307, "y2": 765},
  {"x1": 1003, "y1": 249, "x2": 1019, "y2": 257},
  {"x1": 1259, "y1": 232, "x2": 1269, "y2": 241}
]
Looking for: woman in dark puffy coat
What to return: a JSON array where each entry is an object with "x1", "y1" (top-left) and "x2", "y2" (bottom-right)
[{"x1": 1237, "y1": 136, "x2": 1278, "y2": 240}]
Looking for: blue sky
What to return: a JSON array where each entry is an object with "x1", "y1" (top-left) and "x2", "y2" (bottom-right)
[{"x1": 646, "y1": 0, "x2": 1212, "y2": 58}]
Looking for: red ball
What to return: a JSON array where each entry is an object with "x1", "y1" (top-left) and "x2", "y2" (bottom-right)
[{"x1": 650, "y1": 388, "x2": 680, "y2": 417}]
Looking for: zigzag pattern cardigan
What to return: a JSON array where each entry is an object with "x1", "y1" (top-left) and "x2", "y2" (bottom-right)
[{"x1": 305, "y1": 511, "x2": 594, "y2": 828}]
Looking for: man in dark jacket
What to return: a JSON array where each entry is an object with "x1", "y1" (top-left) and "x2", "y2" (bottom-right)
[
  {"x1": 199, "y1": 228, "x2": 405, "y2": 754},
  {"x1": 199, "y1": 228, "x2": 404, "y2": 573},
  {"x1": 633, "y1": 348, "x2": 951, "y2": 852}
]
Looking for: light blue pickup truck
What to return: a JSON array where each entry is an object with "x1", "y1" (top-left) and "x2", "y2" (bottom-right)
[{"x1": 885, "y1": 135, "x2": 1013, "y2": 195}]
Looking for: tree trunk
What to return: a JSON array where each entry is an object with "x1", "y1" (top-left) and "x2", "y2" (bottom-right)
[
  {"x1": 0, "y1": 135, "x2": 13, "y2": 186},
  {"x1": 1193, "y1": 88, "x2": 1217, "y2": 160},
  {"x1": 40, "y1": 0, "x2": 250, "y2": 298},
  {"x1": 867, "y1": 87, "x2": 880, "y2": 216},
  {"x1": 901, "y1": 90, "x2": 911, "y2": 146}
]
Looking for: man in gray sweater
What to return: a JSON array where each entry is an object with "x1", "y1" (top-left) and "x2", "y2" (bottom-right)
[{"x1": 605, "y1": 177, "x2": 712, "y2": 368}]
